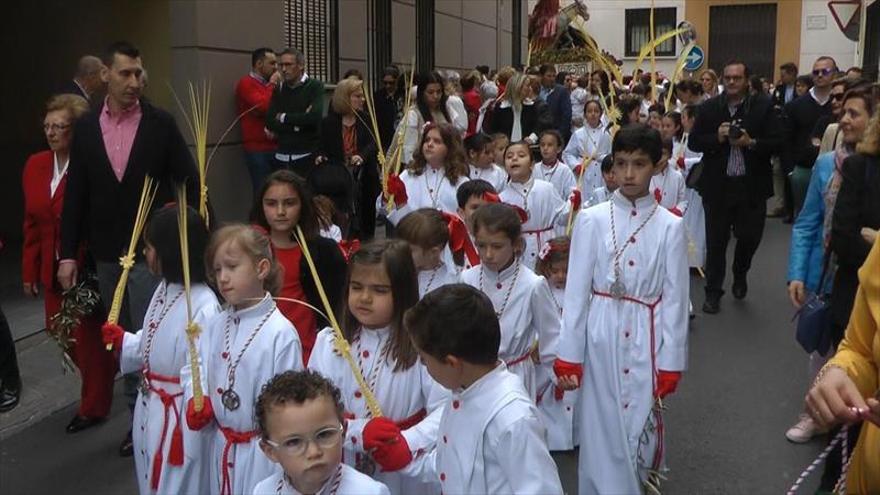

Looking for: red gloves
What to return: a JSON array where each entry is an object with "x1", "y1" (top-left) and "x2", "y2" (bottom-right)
[
  {"x1": 569, "y1": 189, "x2": 582, "y2": 210},
  {"x1": 655, "y1": 370, "x2": 682, "y2": 399},
  {"x1": 676, "y1": 156, "x2": 686, "y2": 171},
  {"x1": 186, "y1": 397, "x2": 215, "y2": 430},
  {"x1": 553, "y1": 359, "x2": 583, "y2": 388},
  {"x1": 668, "y1": 206, "x2": 683, "y2": 218},
  {"x1": 101, "y1": 322, "x2": 125, "y2": 350},
  {"x1": 363, "y1": 417, "x2": 412, "y2": 472},
  {"x1": 385, "y1": 174, "x2": 408, "y2": 207}
]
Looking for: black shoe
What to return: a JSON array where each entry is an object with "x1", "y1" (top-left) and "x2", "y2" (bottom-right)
[
  {"x1": 702, "y1": 297, "x2": 720, "y2": 314},
  {"x1": 0, "y1": 387, "x2": 20, "y2": 413},
  {"x1": 66, "y1": 415, "x2": 105, "y2": 434},
  {"x1": 732, "y1": 276, "x2": 748, "y2": 300},
  {"x1": 119, "y1": 430, "x2": 134, "y2": 457}
]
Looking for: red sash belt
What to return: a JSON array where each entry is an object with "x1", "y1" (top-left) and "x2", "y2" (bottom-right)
[
  {"x1": 505, "y1": 348, "x2": 534, "y2": 367},
  {"x1": 343, "y1": 407, "x2": 428, "y2": 431},
  {"x1": 522, "y1": 226, "x2": 554, "y2": 255},
  {"x1": 592, "y1": 289, "x2": 666, "y2": 470},
  {"x1": 219, "y1": 426, "x2": 259, "y2": 495},
  {"x1": 144, "y1": 371, "x2": 183, "y2": 491}
]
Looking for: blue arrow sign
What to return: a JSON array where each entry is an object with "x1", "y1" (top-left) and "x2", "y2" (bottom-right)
[{"x1": 684, "y1": 45, "x2": 705, "y2": 71}]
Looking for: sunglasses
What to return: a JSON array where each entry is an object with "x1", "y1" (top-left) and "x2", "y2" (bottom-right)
[
  {"x1": 830, "y1": 93, "x2": 845, "y2": 101},
  {"x1": 812, "y1": 68, "x2": 834, "y2": 77}
]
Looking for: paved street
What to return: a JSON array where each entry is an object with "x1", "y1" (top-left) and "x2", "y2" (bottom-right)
[{"x1": 1, "y1": 218, "x2": 828, "y2": 494}]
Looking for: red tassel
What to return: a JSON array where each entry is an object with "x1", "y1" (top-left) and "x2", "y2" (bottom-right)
[
  {"x1": 168, "y1": 423, "x2": 184, "y2": 466},
  {"x1": 150, "y1": 451, "x2": 163, "y2": 490}
]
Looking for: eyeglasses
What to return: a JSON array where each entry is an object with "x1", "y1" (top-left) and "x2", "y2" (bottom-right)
[
  {"x1": 812, "y1": 68, "x2": 835, "y2": 77},
  {"x1": 43, "y1": 123, "x2": 70, "y2": 133},
  {"x1": 830, "y1": 92, "x2": 845, "y2": 101},
  {"x1": 263, "y1": 425, "x2": 343, "y2": 457}
]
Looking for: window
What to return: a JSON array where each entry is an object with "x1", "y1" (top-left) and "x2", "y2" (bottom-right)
[
  {"x1": 625, "y1": 8, "x2": 676, "y2": 58},
  {"x1": 283, "y1": 0, "x2": 339, "y2": 82}
]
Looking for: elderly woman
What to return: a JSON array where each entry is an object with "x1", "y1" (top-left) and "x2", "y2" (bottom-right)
[
  {"x1": 314, "y1": 77, "x2": 377, "y2": 239},
  {"x1": 482, "y1": 72, "x2": 553, "y2": 144},
  {"x1": 22, "y1": 94, "x2": 116, "y2": 433}
]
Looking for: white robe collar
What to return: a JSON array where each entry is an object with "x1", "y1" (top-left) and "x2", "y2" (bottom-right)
[
  {"x1": 229, "y1": 292, "x2": 274, "y2": 318},
  {"x1": 612, "y1": 189, "x2": 656, "y2": 211}
]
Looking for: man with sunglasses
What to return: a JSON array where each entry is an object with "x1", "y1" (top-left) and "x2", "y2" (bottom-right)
[{"x1": 781, "y1": 57, "x2": 837, "y2": 221}]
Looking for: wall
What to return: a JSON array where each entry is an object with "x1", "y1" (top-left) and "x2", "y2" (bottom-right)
[{"x1": 799, "y1": 0, "x2": 859, "y2": 72}]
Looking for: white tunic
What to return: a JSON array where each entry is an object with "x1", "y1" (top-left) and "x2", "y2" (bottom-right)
[
  {"x1": 183, "y1": 293, "x2": 304, "y2": 495},
  {"x1": 400, "y1": 363, "x2": 563, "y2": 494},
  {"x1": 531, "y1": 160, "x2": 577, "y2": 202},
  {"x1": 535, "y1": 285, "x2": 578, "y2": 452},
  {"x1": 558, "y1": 191, "x2": 689, "y2": 494},
  {"x1": 417, "y1": 262, "x2": 460, "y2": 299},
  {"x1": 468, "y1": 164, "x2": 508, "y2": 193},
  {"x1": 379, "y1": 167, "x2": 469, "y2": 225},
  {"x1": 252, "y1": 464, "x2": 391, "y2": 495},
  {"x1": 392, "y1": 106, "x2": 465, "y2": 166},
  {"x1": 499, "y1": 179, "x2": 567, "y2": 270},
  {"x1": 460, "y1": 262, "x2": 560, "y2": 399},
  {"x1": 674, "y1": 134, "x2": 706, "y2": 268},
  {"x1": 308, "y1": 327, "x2": 444, "y2": 495},
  {"x1": 650, "y1": 166, "x2": 687, "y2": 213},
  {"x1": 562, "y1": 124, "x2": 612, "y2": 191},
  {"x1": 586, "y1": 186, "x2": 613, "y2": 208},
  {"x1": 120, "y1": 281, "x2": 220, "y2": 495}
]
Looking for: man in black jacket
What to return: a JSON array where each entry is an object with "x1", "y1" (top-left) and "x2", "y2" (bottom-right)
[
  {"x1": 690, "y1": 60, "x2": 783, "y2": 314},
  {"x1": 58, "y1": 41, "x2": 198, "y2": 455},
  {"x1": 538, "y1": 64, "x2": 572, "y2": 142}
]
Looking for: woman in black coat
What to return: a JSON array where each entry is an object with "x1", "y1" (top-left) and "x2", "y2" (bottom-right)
[
  {"x1": 482, "y1": 72, "x2": 553, "y2": 144},
  {"x1": 313, "y1": 77, "x2": 378, "y2": 239}
]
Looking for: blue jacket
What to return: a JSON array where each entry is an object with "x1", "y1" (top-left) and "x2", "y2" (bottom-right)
[{"x1": 787, "y1": 151, "x2": 834, "y2": 291}]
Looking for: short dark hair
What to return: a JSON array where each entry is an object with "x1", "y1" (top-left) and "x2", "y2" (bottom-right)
[
  {"x1": 600, "y1": 154, "x2": 614, "y2": 174},
  {"x1": 815, "y1": 56, "x2": 838, "y2": 71},
  {"x1": 251, "y1": 47, "x2": 275, "y2": 67},
  {"x1": 845, "y1": 66, "x2": 863, "y2": 75},
  {"x1": 383, "y1": 65, "x2": 400, "y2": 79},
  {"x1": 539, "y1": 129, "x2": 564, "y2": 147},
  {"x1": 255, "y1": 370, "x2": 344, "y2": 439},
  {"x1": 143, "y1": 204, "x2": 209, "y2": 285},
  {"x1": 456, "y1": 179, "x2": 497, "y2": 208},
  {"x1": 780, "y1": 62, "x2": 798, "y2": 75},
  {"x1": 681, "y1": 104, "x2": 698, "y2": 121},
  {"x1": 463, "y1": 132, "x2": 492, "y2": 154},
  {"x1": 405, "y1": 284, "x2": 500, "y2": 365},
  {"x1": 104, "y1": 41, "x2": 140, "y2": 67},
  {"x1": 472, "y1": 203, "x2": 522, "y2": 243},
  {"x1": 723, "y1": 59, "x2": 751, "y2": 78},
  {"x1": 613, "y1": 124, "x2": 663, "y2": 164},
  {"x1": 476, "y1": 65, "x2": 490, "y2": 75},
  {"x1": 796, "y1": 74, "x2": 814, "y2": 89}
]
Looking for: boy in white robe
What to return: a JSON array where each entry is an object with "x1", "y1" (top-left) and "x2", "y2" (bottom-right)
[
  {"x1": 460, "y1": 203, "x2": 560, "y2": 399},
  {"x1": 253, "y1": 370, "x2": 390, "y2": 495},
  {"x1": 455, "y1": 180, "x2": 499, "y2": 269},
  {"x1": 562, "y1": 109, "x2": 612, "y2": 191},
  {"x1": 555, "y1": 124, "x2": 688, "y2": 494},
  {"x1": 678, "y1": 105, "x2": 706, "y2": 268},
  {"x1": 650, "y1": 139, "x2": 688, "y2": 216},
  {"x1": 532, "y1": 130, "x2": 577, "y2": 200},
  {"x1": 365, "y1": 285, "x2": 563, "y2": 495},
  {"x1": 585, "y1": 155, "x2": 618, "y2": 208}
]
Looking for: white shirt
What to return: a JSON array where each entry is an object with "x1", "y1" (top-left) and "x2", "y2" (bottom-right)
[
  {"x1": 468, "y1": 163, "x2": 508, "y2": 193},
  {"x1": 499, "y1": 179, "x2": 568, "y2": 269},
  {"x1": 379, "y1": 166, "x2": 469, "y2": 225},
  {"x1": 252, "y1": 464, "x2": 391, "y2": 495},
  {"x1": 562, "y1": 124, "x2": 612, "y2": 191},
  {"x1": 531, "y1": 159, "x2": 576, "y2": 201},
  {"x1": 51, "y1": 153, "x2": 70, "y2": 197}
]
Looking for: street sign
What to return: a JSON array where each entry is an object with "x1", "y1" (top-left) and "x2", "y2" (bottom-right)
[{"x1": 684, "y1": 45, "x2": 705, "y2": 72}]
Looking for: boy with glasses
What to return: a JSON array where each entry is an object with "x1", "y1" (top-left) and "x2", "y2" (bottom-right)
[{"x1": 255, "y1": 370, "x2": 390, "y2": 494}]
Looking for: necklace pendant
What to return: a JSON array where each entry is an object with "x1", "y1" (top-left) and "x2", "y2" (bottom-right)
[
  {"x1": 609, "y1": 278, "x2": 627, "y2": 299},
  {"x1": 221, "y1": 389, "x2": 241, "y2": 411}
]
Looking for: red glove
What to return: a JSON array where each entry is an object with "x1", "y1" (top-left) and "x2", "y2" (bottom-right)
[
  {"x1": 553, "y1": 358, "x2": 583, "y2": 388},
  {"x1": 573, "y1": 164, "x2": 583, "y2": 178},
  {"x1": 384, "y1": 174, "x2": 408, "y2": 207},
  {"x1": 668, "y1": 206, "x2": 683, "y2": 217},
  {"x1": 101, "y1": 322, "x2": 125, "y2": 350},
  {"x1": 655, "y1": 370, "x2": 682, "y2": 399},
  {"x1": 554, "y1": 385, "x2": 565, "y2": 401},
  {"x1": 186, "y1": 397, "x2": 215, "y2": 430},
  {"x1": 364, "y1": 417, "x2": 412, "y2": 472},
  {"x1": 676, "y1": 156, "x2": 685, "y2": 171},
  {"x1": 568, "y1": 189, "x2": 582, "y2": 210}
]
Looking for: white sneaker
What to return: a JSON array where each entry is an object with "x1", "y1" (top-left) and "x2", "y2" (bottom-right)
[{"x1": 785, "y1": 413, "x2": 824, "y2": 443}]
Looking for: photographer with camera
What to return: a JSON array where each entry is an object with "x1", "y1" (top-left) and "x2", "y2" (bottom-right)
[{"x1": 690, "y1": 60, "x2": 784, "y2": 314}]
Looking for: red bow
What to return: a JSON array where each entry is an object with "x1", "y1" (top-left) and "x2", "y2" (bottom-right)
[
  {"x1": 482, "y1": 192, "x2": 500, "y2": 203},
  {"x1": 440, "y1": 212, "x2": 480, "y2": 267},
  {"x1": 338, "y1": 239, "x2": 361, "y2": 262},
  {"x1": 505, "y1": 203, "x2": 529, "y2": 224}
]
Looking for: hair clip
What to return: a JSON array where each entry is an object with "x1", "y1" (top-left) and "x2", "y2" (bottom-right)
[{"x1": 538, "y1": 242, "x2": 554, "y2": 261}]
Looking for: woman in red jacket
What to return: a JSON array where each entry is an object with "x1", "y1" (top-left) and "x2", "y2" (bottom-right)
[{"x1": 22, "y1": 94, "x2": 116, "y2": 433}]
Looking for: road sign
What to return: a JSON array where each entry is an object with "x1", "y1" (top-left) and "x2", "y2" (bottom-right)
[{"x1": 684, "y1": 45, "x2": 705, "y2": 72}]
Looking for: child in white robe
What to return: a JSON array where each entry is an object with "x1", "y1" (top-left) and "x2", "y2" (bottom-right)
[
  {"x1": 650, "y1": 138, "x2": 688, "y2": 216},
  {"x1": 308, "y1": 239, "x2": 444, "y2": 494},
  {"x1": 253, "y1": 370, "x2": 390, "y2": 495},
  {"x1": 465, "y1": 132, "x2": 508, "y2": 193},
  {"x1": 555, "y1": 124, "x2": 688, "y2": 494},
  {"x1": 562, "y1": 100, "x2": 612, "y2": 191},
  {"x1": 499, "y1": 141, "x2": 575, "y2": 269},
  {"x1": 396, "y1": 209, "x2": 461, "y2": 297},
  {"x1": 103, "y1": 205, "x2": 220, "y2": 495},
  {"x1": 460, "y1": 203, "x2": 560, "y2": 399},
  {"x1": 679, "y1": 105, "x2": 706, "y2": 268},
  {"x1": 533, "y1": 237, "x2": 578, "y2": 452},
  {"x1": 454, "y1": 179, "x2": 500, "y2": 269},
  {"x1": 365, "y1": 284, "x2": 563, "y2": 494},
  {"x1": 184, "y1": 224, "x2": 304, "y2": 495},
  {"x1": 532, "y1": 130, "x2": 576, "y2": 200},
  {"x1": 379, "y1": 123, "x2": 470, "y2": 226},
  {"x1": 586, "y1": 155, "x2": 618, "y2": 208}
]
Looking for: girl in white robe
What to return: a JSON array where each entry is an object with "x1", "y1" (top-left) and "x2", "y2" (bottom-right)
[
  {"x1": 679, "y1": 106, "x2": 706, "y2": 268},
  {"x1": 460, "y1": 203, "x2": 560, "y2": 399},
  {"x1": 532, "y1": 130, "x2": 577, "y2": 201},
  {"x1": 183, "y1": 224, "x2": 303, "y2": 495},
  {"x1": 465, "y1": 132, "x2": 508, "y2": 193},
  {"x1": 396, "y1": 208, "x2": 462, "y2": 298},
  {"x1": 651, "y1": 140, "x2": 688, "y2": 215},
  {"x1": 378, "y1": 123, "x2": 470, "y2": 226},
  {"x1": 107, "y1": 205, "x2": 220, "y2": 495},
  {"x1": 562, "y1": 100, "x2": 612, "y2": 191},
  {"x1": 308, "y1": 239, "x2": 445, "y2": 495},
  {"x1": 557, "y1": 190, "x2": 689, "y2": 494}
]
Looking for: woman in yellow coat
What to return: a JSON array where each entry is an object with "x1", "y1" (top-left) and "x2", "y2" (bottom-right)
[{"x1": 807, "y1": 236, "x2": 880, "y2": 492}]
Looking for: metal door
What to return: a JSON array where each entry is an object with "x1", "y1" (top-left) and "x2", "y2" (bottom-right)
[{"x1": 708, "y1": 4, "x2": 777, "y2": 80}]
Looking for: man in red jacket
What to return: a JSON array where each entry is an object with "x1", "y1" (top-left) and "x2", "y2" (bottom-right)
[{"x1": 236, "y1": 47, "x2": 281, "y2": 194}]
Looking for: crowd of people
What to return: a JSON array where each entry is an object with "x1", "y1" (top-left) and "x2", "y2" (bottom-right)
[{"x1": 3, "y1": 38, "x2": 880, "y2": 494}]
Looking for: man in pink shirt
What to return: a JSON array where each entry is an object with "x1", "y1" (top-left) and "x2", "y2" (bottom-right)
[
  {"x1": 59, "y1": 41, "x2": 198, "y2": 457},
  {"x1": 236, "y1": 47, "x2": 281, "y2": 194}
]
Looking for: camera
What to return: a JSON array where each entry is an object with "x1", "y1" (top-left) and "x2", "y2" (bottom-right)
[{"x1": 728, "y1": 119, "x2": 744, "y2": 141}]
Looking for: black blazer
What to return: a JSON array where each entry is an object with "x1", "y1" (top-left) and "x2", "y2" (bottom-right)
[
  {"x1": 482, "y1": 101, "x2": 553, "y2": 141},
  {"x1": 61, "y1": 100, "x2": 199, "y2": 262},
  {"x1": 829, "y1": 153, "x2": 880, "y2": 330},
  {"x1": 316, "y1": 111, "x2": 377, "y2": 166},
  {"x1": 299, "y1": 236, "x2": 346, "y2": 329},
  {"x1": 56, "y1": 79, "x2": 88, "y2": 101},
  {"x1": 688, "y1": 92, "x2": 783, "y2": 203},
  {"x1": 311, "y1": 111, "x2": 378, "y2": 214},
  {"x1": 544, "y1": 83, "x2": 572, "y2": 140}
]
